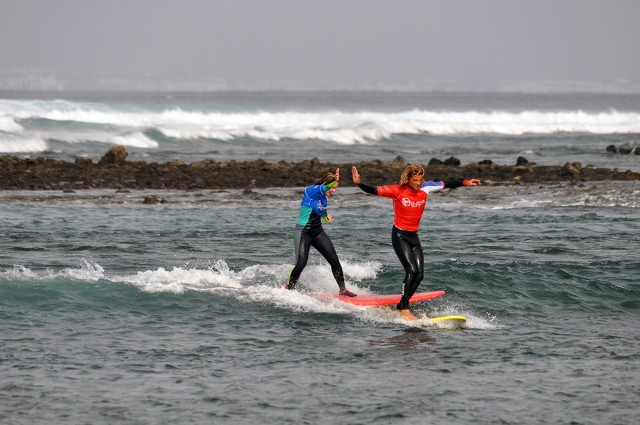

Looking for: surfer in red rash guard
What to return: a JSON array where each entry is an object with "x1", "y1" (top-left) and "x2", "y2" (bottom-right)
[{"x1": 352, "y1": 164, "x2": 480, "y2": 316}]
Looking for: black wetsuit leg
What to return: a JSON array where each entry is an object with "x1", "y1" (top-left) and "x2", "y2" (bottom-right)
[
  {"x1": 288, "y1": 227, "x2": 311, "y2": 290},
  {"x1": 288, "y1": 228, "x2": 345, "y2": 291},
  {"x1": 391, "y1": 226, "x2": 424, "y2": 310},
  {"x1": 311, "y1": 230, "x2": 346, "y2": 291}
]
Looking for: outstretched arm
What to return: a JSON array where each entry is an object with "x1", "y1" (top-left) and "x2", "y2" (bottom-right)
[
  {"x1": 322, "y1": 167, "x2": 341, "y2": 192},
  {"x1": 321, "y1": 168, "x2": 340, "y2": 222},
  {"x1": 422, "y1": 178, "x2": 482, "y2": 193},
  {"x1": 444, "y1": 178, "x2": 481, "y2": 189},
  {"x1": 351, "y1": 166, "x2": 377, "y2": 195}
]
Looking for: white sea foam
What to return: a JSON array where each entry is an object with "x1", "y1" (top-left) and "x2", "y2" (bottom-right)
[
  {"x1": 0, "y1": 259, "x2": 496, "y2": 328},
  {"x1": 238, "y1": 284, "x2": 355, "y2": 315},
  {"x1": 158, "y1": 109, "x2": 640, "y2": 142},
  {"x1": 118, "y1": 260, "x2": 244, "y2": 294},
  {"x1": 0, "y1": 264, "x2": 40, "y2": 280},
  {"x1": 3, "y1": 99, "x2": 640, "y2": 146},
  {"x1": 113, "y1": 258, "x2": 383, "y2": 314},
  {"x1": 342, "y1": 259, "x2": 383, "y2": 281},
  {"x1": 0, "y1": 259, "x2": 105, "y2": 281},
  {"x1": 338, "y1": 295, "x2": 503, "y2": 330},
  {"x1": 61, "y1": 260, "x2": 105, "y2": 281},
  {"x1": 0, "y1": 138, "x2": 49, "y2": 153},
  {"x1": 0, "y1": 115, "x2": 24, "y2": 132},
  {"x1": 111, "y1": 132, "x2": 159, "y2": 148}
]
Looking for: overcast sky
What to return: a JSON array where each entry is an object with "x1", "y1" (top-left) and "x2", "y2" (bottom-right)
[{"x1": 1, "y1": 0, "x2": 639, "y2": 91}]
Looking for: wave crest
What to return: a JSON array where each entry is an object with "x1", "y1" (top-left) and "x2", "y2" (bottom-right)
[{"x1": 3, "y1": 99, "x2": 640, "y2": 147}]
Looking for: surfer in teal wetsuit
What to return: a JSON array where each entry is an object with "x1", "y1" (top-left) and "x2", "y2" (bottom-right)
[
  {"x1": 286, "y1": 168, "x2": 357, "y2": 297},
  {"x1": 352, "y1": 164, "x2": 480, "y2": 315}
]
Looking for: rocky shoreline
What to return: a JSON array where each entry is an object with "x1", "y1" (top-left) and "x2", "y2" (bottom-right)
[{"x1": 1, "y1": 146, "x2": 639, "y2": 191}]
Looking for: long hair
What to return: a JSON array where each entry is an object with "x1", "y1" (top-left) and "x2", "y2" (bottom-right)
[
  {"x1": 314, "y1": 172, "x2": 336, "y2": 186},
  {"x1": 399, "y1": 164, "x2": 425, "y2": 185}
]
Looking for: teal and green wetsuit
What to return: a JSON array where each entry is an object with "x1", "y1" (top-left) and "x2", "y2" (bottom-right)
[{"x1": 287, "y1": 179, "x2": 347, "y2": 293}]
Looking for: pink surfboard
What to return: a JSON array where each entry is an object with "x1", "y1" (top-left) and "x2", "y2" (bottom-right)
[{"x1": 314, "y1": 290, "x2": 446, "y2": 306}]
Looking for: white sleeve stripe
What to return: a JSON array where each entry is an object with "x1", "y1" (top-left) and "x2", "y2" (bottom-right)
[{"x1": 421, "y1": 181, "x2": 445, "y2": 194}]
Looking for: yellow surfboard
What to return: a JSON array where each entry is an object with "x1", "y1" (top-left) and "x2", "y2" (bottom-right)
[
  {"x1": 429, "y1": 315, "x2": 467, "y2": 328},
  {"x1": 398, "y1": 310, "x2": 466, "y2": 328}
]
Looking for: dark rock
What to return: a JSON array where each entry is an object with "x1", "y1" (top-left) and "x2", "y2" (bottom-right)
[
  {"x1": 190, "y1": 159, "x2": 217, "y2": 169},
  {"x1": 516, "y1": 156, "x2": 529, "y2": 166},
  {"x1": 513, "y1": 165, "x2": 534, "y2": 173},
  {"x1": 607, "y1": 144, "x2": 640, "y2": 154},
  {"x1": 143, "y1": 196, "x2": 166, "y2": 204},
  {"x1": 386, "y1": 156, "x2": 409, "y2": 168},
  {"x1": 561, "y1": 162, "x2": 581, "y2": 177},
  {"x1": 2, "y1": 145, "x2": 640, "y2": 191},
  {"x1": 443, "y1": 156, "x2": 460, "y2": 166},
  {"x1": 75, "y1": 157, "x2": 93, "y2": 167},
  {"x1": 99, "y1": 145, "x2": 128, "y2": 166},
  {"x1": 479, "y1": 159, "x2": 493, "y2": 165}
]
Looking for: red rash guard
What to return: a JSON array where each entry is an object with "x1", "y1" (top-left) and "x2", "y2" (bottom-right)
[{"x1": 377, "y1": 183, "x2": 443, "y2": 231}]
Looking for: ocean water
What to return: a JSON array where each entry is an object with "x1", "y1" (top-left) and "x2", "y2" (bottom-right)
[
  {"x1": 1, "y1": 91, "x2": 640, "y2": 424},
  {"x1": 1, "y1": 91, "x2": 640, "y2": 171}
]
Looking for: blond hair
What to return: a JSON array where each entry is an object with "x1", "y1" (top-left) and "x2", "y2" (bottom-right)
[{"x1": 399, "y1": 164, "x2": 425, "y2": 185}]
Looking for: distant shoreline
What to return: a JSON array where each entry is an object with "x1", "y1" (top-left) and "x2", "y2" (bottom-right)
[{"x1": 2, "y1": 147, "x2": 639, "y2": 191}]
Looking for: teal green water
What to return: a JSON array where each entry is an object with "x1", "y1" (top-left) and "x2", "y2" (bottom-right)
[{"x1": 1, "y1": 183, "x2": 639, "y2": 424}]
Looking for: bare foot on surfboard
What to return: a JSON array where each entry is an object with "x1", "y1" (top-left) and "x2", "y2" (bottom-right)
[{"x1": 398, "y1": 309, "x2": 419, "y2": 320}]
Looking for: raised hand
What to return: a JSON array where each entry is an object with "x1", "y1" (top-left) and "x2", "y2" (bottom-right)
[{"x1": 351, "y1": 166, "x2": 361, "y2": 185}]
